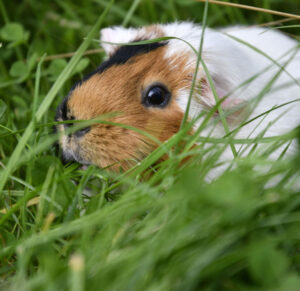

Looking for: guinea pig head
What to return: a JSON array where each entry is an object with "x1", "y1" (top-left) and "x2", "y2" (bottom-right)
[
  {"x1": 55, "y1": 26, "x2": 196, "y2": 171},
  {"x1": 55, "y1": 23, "x2": 241, "y2": 171}
]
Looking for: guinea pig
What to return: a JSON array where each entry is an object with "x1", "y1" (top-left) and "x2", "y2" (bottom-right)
[{"x1": 55, "y1": 22, "x2": 300, "y2": 173}]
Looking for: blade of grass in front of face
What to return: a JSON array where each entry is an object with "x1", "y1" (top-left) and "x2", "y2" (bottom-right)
[{"x1": 9, "y1": 118, "x2": 170, "y2": 174}]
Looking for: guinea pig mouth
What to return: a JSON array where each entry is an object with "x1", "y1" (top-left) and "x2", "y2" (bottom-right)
[
  {"x1": 60, "y1": 140, "x2": 91, "y2": 166},
  {"x1": 56, "y1": 122, "x2": 91, "y2": 166},
  {"x1": 55, "y1": 96, "x2": 92, "y2": 165}
]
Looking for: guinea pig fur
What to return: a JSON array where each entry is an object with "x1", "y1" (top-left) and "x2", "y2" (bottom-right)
[{"x1": 55, "y1": 22, "x2": 300, "y2": 174}]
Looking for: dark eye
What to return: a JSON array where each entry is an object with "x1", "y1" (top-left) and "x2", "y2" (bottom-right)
[{"x1": 142, "y1": 84, "x2": 171, "y2": 108}]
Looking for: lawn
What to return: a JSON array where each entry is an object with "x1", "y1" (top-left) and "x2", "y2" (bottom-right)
[{"x1": 1, "y1": 0, "x2": 300, "y2": 290}]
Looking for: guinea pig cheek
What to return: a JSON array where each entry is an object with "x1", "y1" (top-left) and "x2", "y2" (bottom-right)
[
  {"x1": 136, "y1": 97, "x2": 184, "y2": 155},
  {"x1": 77, "y1": 124, "x2": 147, "y2": 171}
]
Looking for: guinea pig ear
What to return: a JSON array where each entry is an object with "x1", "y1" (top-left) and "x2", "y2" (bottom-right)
[
  {"x1": 100, "y1": 26, "x2": 139, "y2": 57},
  {"x1": 198, "y1": 77, "x2": 248, "y2": 123}
]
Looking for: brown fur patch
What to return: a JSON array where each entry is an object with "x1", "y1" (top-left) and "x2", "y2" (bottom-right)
[{"x1": 66, "y1": 46, "x2": 193, "y2": 171}]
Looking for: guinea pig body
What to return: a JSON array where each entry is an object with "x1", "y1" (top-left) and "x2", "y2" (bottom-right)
[{"x1": 55, "y1": 22, "x2": 300, "y2": 173}]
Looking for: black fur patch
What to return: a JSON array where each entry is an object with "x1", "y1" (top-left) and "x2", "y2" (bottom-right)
[
  {"x1": 79, "y1": 40, "x2": 167, "y2": 85},
  {"x1": 55, "y1": 96, "x2": 69, "y2": 121},
  {"x1": 56, "y1": 40, "x2": 167, "y2": 122}
]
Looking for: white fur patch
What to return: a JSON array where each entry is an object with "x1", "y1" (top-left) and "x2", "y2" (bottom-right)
[{"x1": 100, "y1": 26, "x2": 139, "y2": 56}]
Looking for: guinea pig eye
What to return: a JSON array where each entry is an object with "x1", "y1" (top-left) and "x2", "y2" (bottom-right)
[{"x1": 142, "y1": 84, "x2": 171, "y2": 108}]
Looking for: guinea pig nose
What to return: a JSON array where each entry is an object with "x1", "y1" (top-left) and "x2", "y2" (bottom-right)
[{"x1": 74, "y1": 126, "x2": 91, "y2": 138}]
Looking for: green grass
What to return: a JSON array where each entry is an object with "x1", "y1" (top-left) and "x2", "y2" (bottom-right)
[{"x1": 1, "y1": 0, "x2": 300, "y2": 290}]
